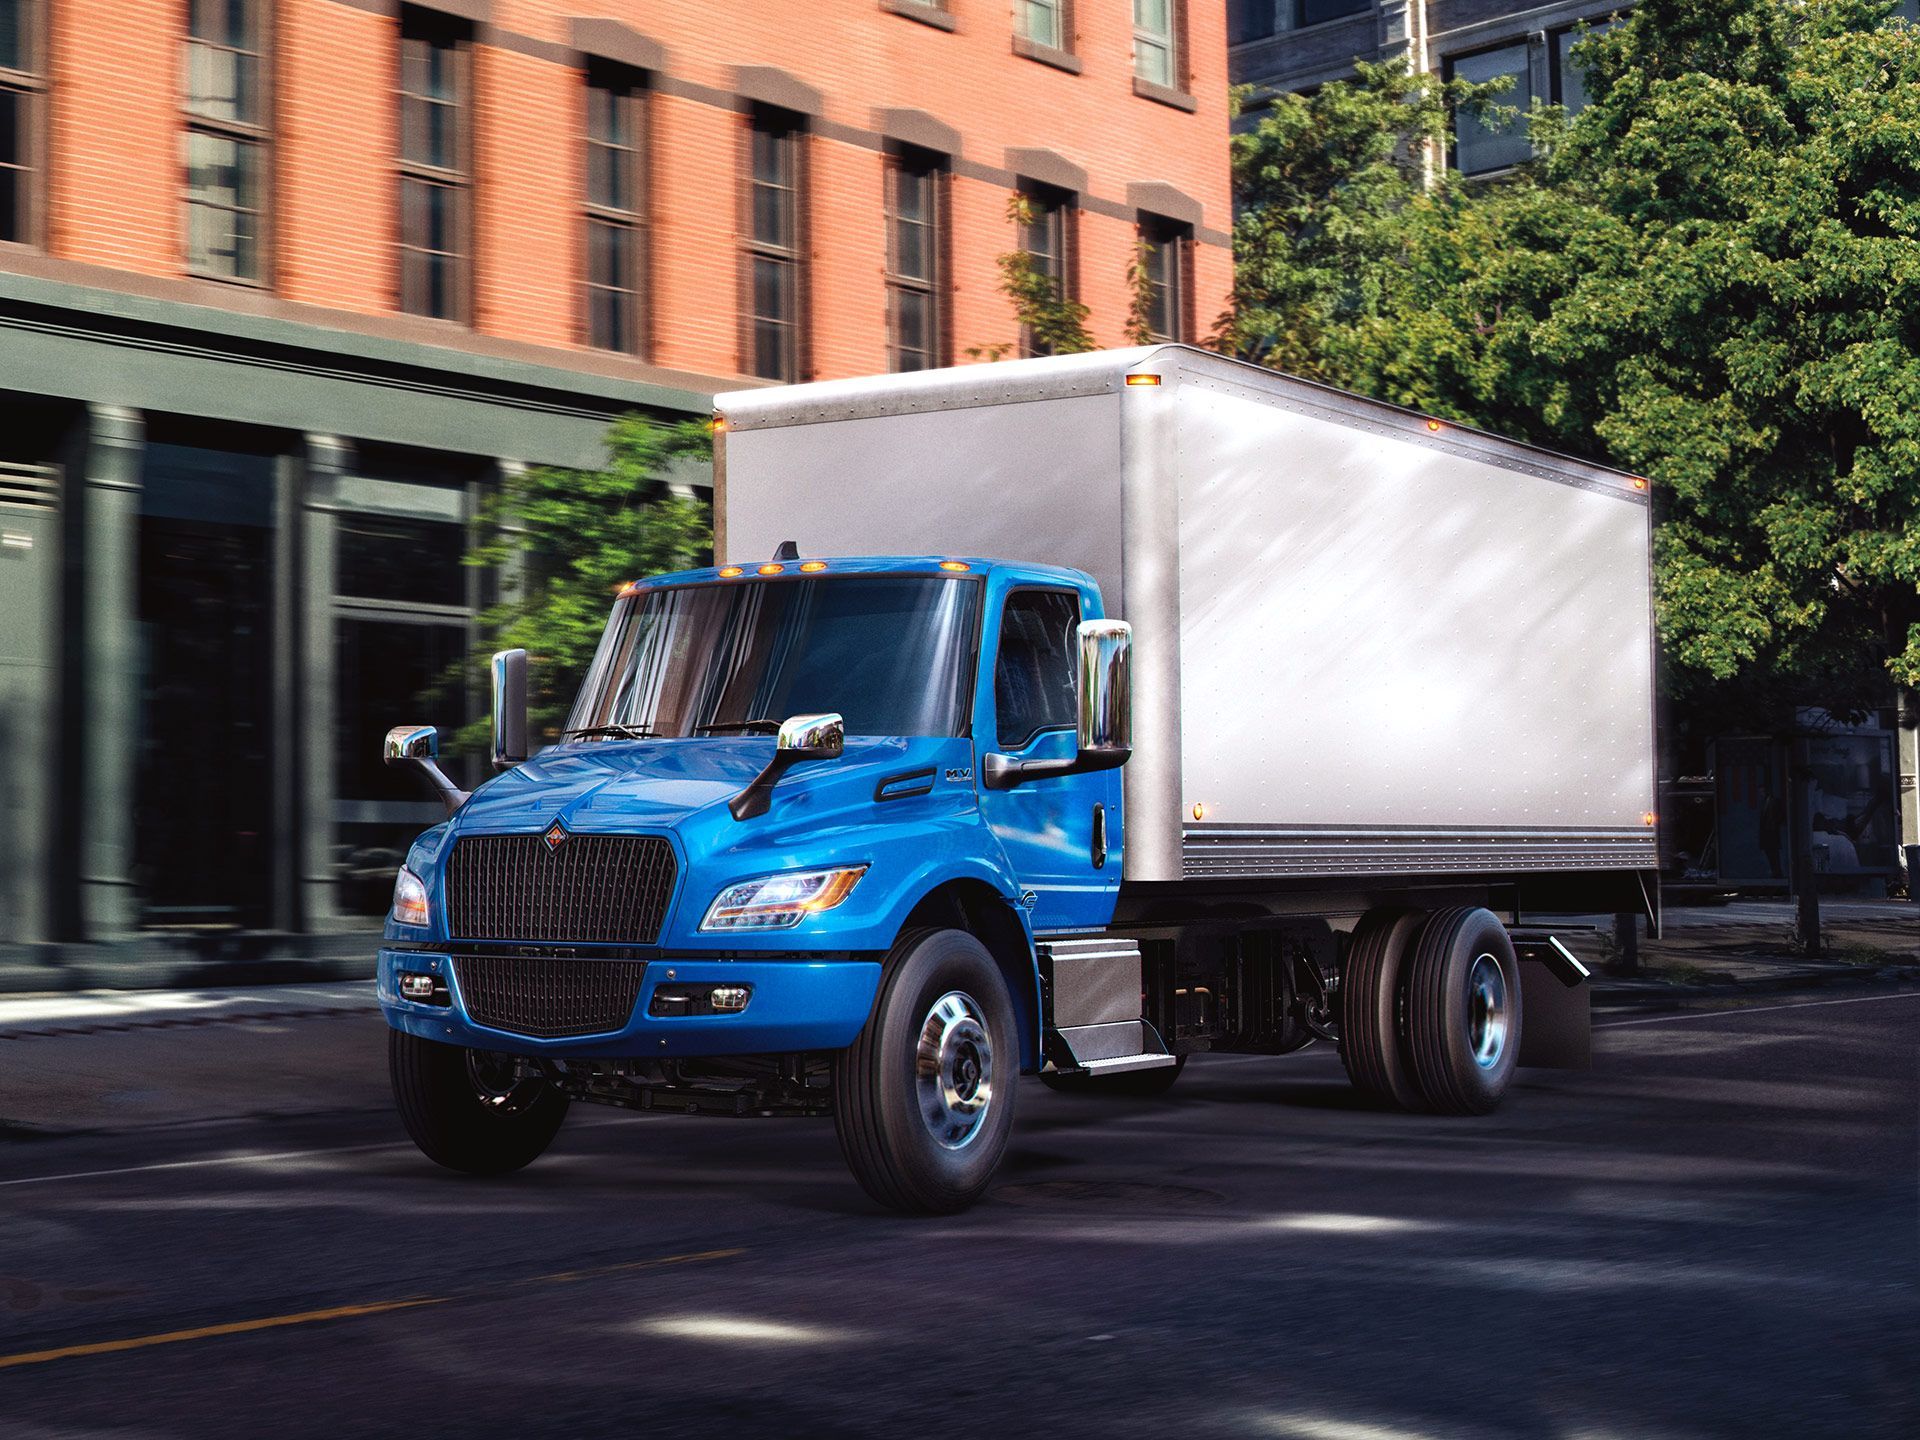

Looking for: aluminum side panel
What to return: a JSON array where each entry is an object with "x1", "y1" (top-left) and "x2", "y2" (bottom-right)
[
  {"x1": 720, "y1": 395, "x2": 1126, "y2": 599},
  {"x1": 1172, "y1": 378, "x2": 1656, "y2": 872}
]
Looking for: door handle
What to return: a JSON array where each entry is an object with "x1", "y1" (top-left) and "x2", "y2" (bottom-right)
[{"x1": 1091, "y1": 803, "x2": 1107, "y2": 870}]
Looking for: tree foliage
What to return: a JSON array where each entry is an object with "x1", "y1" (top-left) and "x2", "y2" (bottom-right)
[
  {"x1": 456, "y1": 414, "x2": 713, "y2": 749},
  {"x1": 1227, "y1": 0, "x2": 1920, "y2": 726}
]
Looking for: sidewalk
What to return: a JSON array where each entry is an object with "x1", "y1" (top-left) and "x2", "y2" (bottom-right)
[{"x1": 1557, "y1": 898, "x2": 1920, "y2": 1003}]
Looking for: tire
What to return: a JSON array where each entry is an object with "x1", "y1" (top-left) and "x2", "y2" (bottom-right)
[
  {"x1": 1338, "y1": 908, "x2": 1427, "y2": 1111},
  {"x1": 1040, "y1": 1056, "x2": 1186, "y2": 1097},
  {"x1": 389, "y1": 1029, "x2": 570, "y2": 1175},
  {"x1": 1403, "y1": 907, "x2": 1523, "y2": 1116},
  {"x1": 833, "y1": 928, "x2": 1020, "y2": 1214}
]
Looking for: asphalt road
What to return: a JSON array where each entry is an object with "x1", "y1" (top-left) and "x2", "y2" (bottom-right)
[{"x1": 1, "y1": 988, "x2": 1915, "y2": 1439}]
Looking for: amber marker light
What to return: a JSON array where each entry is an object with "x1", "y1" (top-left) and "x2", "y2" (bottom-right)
[
  {"x1": 1631, "y1": 477, "x2": 1649, "y2": 491},
  {"x1": 618, "y1": 582, "x2": 641, "y2": 597},
  {"x1": 938, "y1": 560, "x2": 970, "y2": 572},
  {"x1": 1642, "y1": 812, "x2": 1657, "y2": 826},
  {"x1": 1125, "y1": 373, "x2": 1162, "y2": 386},
  {"x1": 1192, "y1": 802, "x2": 1207, "y2": 821},
  {"x1": 1426, "y1": 419, "x2": 1443, "y2": 432},
  {"x1": 800, "y1": 560, "x2": 828, "y2": 573},
  {"x1": 710, "y1": 415, "x2": 728, "y2": 434},
  {"x1": 758, "y1": 563, "x2": 784, "y2": 575},
  {"x1": 718, "y1": 565, "x2": 745, "y2": 578}
]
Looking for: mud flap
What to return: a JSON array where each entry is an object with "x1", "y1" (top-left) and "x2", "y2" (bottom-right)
[{"x1": 1516, "y1": 939, "x2": 1591, "y2": 1070}]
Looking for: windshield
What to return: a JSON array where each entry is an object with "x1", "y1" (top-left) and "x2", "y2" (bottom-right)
[{"x1": 565, "y1": 575, "x2": 981, "y2": 740}]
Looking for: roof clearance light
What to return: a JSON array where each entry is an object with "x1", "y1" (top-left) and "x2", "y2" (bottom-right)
[
  {"x1": 711, "y1": 415, "x2": 728, "y2": 433},
  {"x1": 618, "y1": 582, "x2": 641, "y2": 597},
  {"x1": 758, "y1": 563, "x2": 784, "y2": 576},
  {"x1": 938, "y1": 560, "x2": 970, "y2": 572},
  {"x1": 718, "y1": 565, "x2": 745, "y2": 578},
  {"x1": 1426, "y1": 420, "x2": 1443, "y2": 432},
  {"x1": 1125, "y1": 373, "x2": 1162, "y2": 386},
  {"x1": 800, "y1": 560, "x2": 829, "y2": 573},
  {"x1": 1632, "y1": 477, "x2": 1649, "y2": 491}
]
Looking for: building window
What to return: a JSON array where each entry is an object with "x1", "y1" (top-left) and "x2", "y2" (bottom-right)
[
  {"x1": 1134, "y1": 0, "x2": 1178, "y2": 87},
  {"x1": 1449, "y1": 42, "x2": 1534, "y2": 176},
  {"x1": 1297, "y1": 0, "x2": 1370, "y2": 25},
  {"x1": 0, "y1": 0, "x2": 44, "y2": 245},
  {"x1": 584, "y1": 64, "x2": 646, "y2": 355},
  {"x1": 1020, "y1": 0, "x2": 1068, "y2": 51},
  {"x1": 1139, "y1": 216, "x2": 1189, "y2": 343},
  {"x1": 1551, "y1": 19, "x2": 1618, "y2": 115},
  {"x1": 1020, "y1": 184, "x2": 1073, "y2": 357},
  {"x1": 398, "y1": 6, "x2": 470, "y2": 321},
  {"x1": 744, "y1": 110, "x2": 804, "y2": 382},
  {"x1": 1228, "y1": 1, "x2": 1276, "y2": 46},
  {"x1": 183, "y1": 0, "x2": 269, "y2": 282},
  {"x1": 887, "y1": 150, "x2": 944, "y2": 372}
]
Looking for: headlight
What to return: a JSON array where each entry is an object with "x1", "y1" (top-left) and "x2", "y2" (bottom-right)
[
  {"x1": 391, "y1": 868, "x2": 431, "y2": 928},
  {"x1": 701, "y1": 865, "x2": 868, "y2": 931}
]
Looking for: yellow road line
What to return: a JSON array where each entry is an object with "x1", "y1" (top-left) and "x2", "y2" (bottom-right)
[
  {"x1": 0, "y1": 1247, "x2": 745, "y2": 1372},
  {"x1": 0, "y1": 1298, "x2": 444, "y2": 1371}
]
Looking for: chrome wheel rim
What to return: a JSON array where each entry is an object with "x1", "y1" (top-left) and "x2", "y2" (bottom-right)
[
  {"x1": 915, "y1": 990, "x2": 995, "y2": 1150},
  {"x1": 1467, "y1": 954, "x2": 1509, "y2": 1069},
  {"x1": 466, "y1": 1050, "x2": 543, "y2": 1114}
]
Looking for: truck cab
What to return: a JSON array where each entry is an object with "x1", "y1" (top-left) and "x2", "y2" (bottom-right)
[{"x1": 379, "y1": 553, "x2": 1141, "y2": 1211}]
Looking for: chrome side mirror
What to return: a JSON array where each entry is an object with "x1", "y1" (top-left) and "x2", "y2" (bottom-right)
[
  {"x1": 492, "y1": 648, "x2": 528, "y2": 770},
  {"x1": 730, "y1": 711, "x2": 847, "y2": 821},
  {"x1": 777, "y1": 712, "x2": 845, "y2": 760},
  {"x1": 1077, "y1": 619, "x2": 1132, "y2": 755},
  {"x1": 983, "y1": 619, "x2": 1133, "y2": 789},
  {"x1": 383, "y1": 724, "x2": 469, "y2": 816}
]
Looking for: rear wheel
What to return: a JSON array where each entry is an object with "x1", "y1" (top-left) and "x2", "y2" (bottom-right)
[
  {"x1": 1403, "y1": 907, "x2": 1522, "y2": 1115},
  {"x1": 1338, "y1": 908, "x2": 1427, "y2": 1111},
  {"x1": 833, "y1": 928, "x2": 1019, "y2": 1214},
  {"x1": 1040, "y1": 1056, "x2": 1186, "y2": 1097},
  {"x1": 389, "y1": 1030, "x2": 570, "y2": 1175}
]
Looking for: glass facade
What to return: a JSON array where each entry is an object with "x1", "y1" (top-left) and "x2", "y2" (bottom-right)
[
  {"x1": 1451, "y1": 43, "x2": 1534, "y2": 175},
  {"x1": 135, "y1": 438, "x2": 279, "y2": 928}
]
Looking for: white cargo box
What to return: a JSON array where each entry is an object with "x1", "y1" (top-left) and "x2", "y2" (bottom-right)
[{"x1": 716, "y1": 346, "x2": 1657, "y2": 886}]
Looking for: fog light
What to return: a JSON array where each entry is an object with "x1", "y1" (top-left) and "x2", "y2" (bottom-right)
[
  {"x1": 399, "y1": 973, "x2": 436, "y2": 1000},
  {"x1": 710, "y1": 985, "x2": 752, "y2": 1012}
]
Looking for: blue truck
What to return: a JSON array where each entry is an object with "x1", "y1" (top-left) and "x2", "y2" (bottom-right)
[{"x1": 378, "y1": 347, "x2": 1657, "y2": 1213}]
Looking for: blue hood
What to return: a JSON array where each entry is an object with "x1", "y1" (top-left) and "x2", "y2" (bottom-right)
[{"x1": 453, "y1": 736, "x2": 951, "y2": 835}]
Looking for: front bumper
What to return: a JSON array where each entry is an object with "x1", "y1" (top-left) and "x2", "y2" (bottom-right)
[{"x1": 377, "y1": 949, "x2": 882, "y2": 1059}]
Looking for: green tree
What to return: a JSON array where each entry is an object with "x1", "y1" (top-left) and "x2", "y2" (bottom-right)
[
  {"x1": 456, "y1": 413, "x2": 713, "y2": 749},
  {"x1": 1232, "y1": 1, "x2": 1920, "y2": 728},
  {"x1": 1215, "y1": 61, "x2": 1507, "y2": 379}
]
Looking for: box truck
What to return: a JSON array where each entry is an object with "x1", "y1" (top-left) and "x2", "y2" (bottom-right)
[{"x1": 377, "y1": 345, "x2": 1657, "y2": 1213}]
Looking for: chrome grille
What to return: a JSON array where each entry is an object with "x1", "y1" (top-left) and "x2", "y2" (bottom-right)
[
  {"x1": 445, "y1": 834, "x2": 676, "y2": 944},
  {"x1": 450, "y1": 955, "x2": 647, "y2": 1039}
]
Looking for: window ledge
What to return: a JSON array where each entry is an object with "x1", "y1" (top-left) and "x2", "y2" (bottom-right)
[
  {"x1": 1133, "y1": 76, "x2": 1198, "y2": 111},
  {"x1": 880, "y1": 0, "x2": 957, "y2": 32},
  {"x1": 1012, "y1": 36, "x2": 1082, "y2": 74}
]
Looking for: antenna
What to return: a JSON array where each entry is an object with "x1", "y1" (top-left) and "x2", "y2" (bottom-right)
[{"x1": 772, "y1": 540, "x2": 799, "y2": 561}]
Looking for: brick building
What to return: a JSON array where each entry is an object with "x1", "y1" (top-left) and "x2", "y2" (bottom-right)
[{"x1": 0, "y1": 0, "x2": 1232, "y2": 978}]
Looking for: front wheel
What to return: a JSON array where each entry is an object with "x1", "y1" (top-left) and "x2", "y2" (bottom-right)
[
  {"x1": 833, "y1": 928, "x2": 1019, "y2": 1214},
  {"x1": 389, "y1": 1030, "x2": 570, "y2": 1175}
]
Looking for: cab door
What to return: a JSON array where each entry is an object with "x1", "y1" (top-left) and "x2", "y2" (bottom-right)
[{"x1": 975, "y1": 585, "x2": 1119, "y2": 933}]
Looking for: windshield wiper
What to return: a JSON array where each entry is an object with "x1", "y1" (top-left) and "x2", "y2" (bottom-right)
[
  {"x1": 693, "y1": 718, "x2": 784, "y2": 735},
  {"x1": 561, "y1": 723, "x2": 658, "y2": 741}
]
